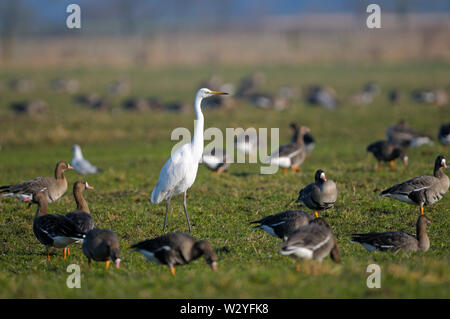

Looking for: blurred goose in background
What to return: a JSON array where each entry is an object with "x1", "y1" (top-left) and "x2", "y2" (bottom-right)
[
  {"x1": 411, "y1": 88, "x2": 448, "y2": 107},
  {"x1": 71, "y1": 144, "x2": 99, "y2": 175},
  {"x1": 202, "y1": 147, "x2": 230, "y2": 174},
  {"x1": 367, "y1": 140, "x2": 408, "y2": 171},
  {"x1": 9, "y1": 78, "x2": 34, "y2": 92},
  {"x1": 279, "y1": 217, "x2": 341, "y2": 264},
  {"x1": 438, "y1": 123, "x2": 450, "y2": 151},
  {"x1": 351, "y1": 214, "x2": 431, "y2": 252},
  {"x1": 296, "y1": 169, "x2": 338, "y2": 216},
  {"x1": 290, "y1": 123, "x2": 315, "y2": 154},
  {"x1": 236, "y1": 72, "x2": 266, "y2": 98},
  {"x1": 11, "y1": 100, "x2": 49, "y2": 115},
  {"x1": 74, "y1": 93, "x2": 110, "y2": 111},
  {"x1": 386, "y1": 120, "x2": 433, "y2": 147},
  {"x1": 270, "y1": 126, "x2": 310, "y2": 175},
  {"x1": 250, "y1": 210, "x2": 313, "y2": 241},
  {"x1": 249, "y1": 92, "x2": 291, "y2": 111},
  {"x1": 130, "y1": 232, "x2": 218, "y2": 276},
  {"x1": 51, "y1": 78, "x2": 79, "y2": 93},
  {"x1": 305, "y1": 85, "x2": 338, "y2": 111},
  {"x1": 108, "y1": 79, "x2": 130, "y2": 96},
  {"x1": 65, "y1": 181, "x2": 95, "y2": 233},
  {"x1": 388, "y1": 89, "x2": 401, "y2": 104},
  {"x1": 380, "y1": 155, "x2": 448, "y2": 215},
  {"x1": 28, "y1": 190, "x2": 85, "y2": 260},
  {"x1": 83, "y1": 228, "x2": 121, "y2": 269},
  {"x1": 350, "y1": 81, "x2": 379, "y2": 106},
  {"x1": 0, "y1": 161, "x2": 73, "y2": 203}
]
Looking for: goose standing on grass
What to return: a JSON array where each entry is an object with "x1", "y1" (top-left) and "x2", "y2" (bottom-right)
[
  {"x1": 71, "y1": 144, "x2": 99, "y2": 175},
  {"x1": 66, "y1": 181, "x2": 95, "y2": 234},
  {"x1": 151, "y1": 88, "x2": 228, "y2": 233},
  {"x1": 250, "y1": 210, "x2": 313, "y2": 241},
  {"x1": 0, "y1": 161, "x2": 73, "y2": 203},
  {"x1": 438, "y1": 123, "x2": 450, "y2": 151},
  {"x1": 27, "y1": 190, "x2": 85, "y2": 260},
  {"x1": 202, "y1": 147, "x2": 230, "y2": 174},
  {"x1": 351, "y1": 214, "x2": 431, "y2": 252},
  {"x1": 386, "y1": 120, "x2": 433, "y2": 147},
  {"x1": 130, "y1": 232, "x2": 218, "y2": 276},
  {"x1": 380, "y1": 155, "x2": 448, "y2": 215},
  {"x1": 290, "y1": 123, "x2": 315, "y2": 154},
  {"x1": 279, "y1": 217, "x2": 341, "y2": 265},
  {"x1": 270, "y1": 126, "x2": 310, "y2": 175},
  {"x1": 83, "y1": 228, "x2": 121, "y2": 269},
  {"x1": 367, "y1": 140, "x2": 408, "y2": 171},
  {"x1": 296, "y1": 169, "x2": 338, "y2": 216}
]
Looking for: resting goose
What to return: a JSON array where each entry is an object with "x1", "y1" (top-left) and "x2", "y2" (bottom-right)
[
  {"x1": 71, "y1": 144, "x2": 99, "y2": 175},
  {"x1": 250, "y1": 210, "x2": 313, "y2": 241},
  {"x1": 130, "y1": 232, "x2": 217, "y2": 276},
  {"x1": 65, "y1": 181, "x2": 95, "y2": 233},
  {"x1": 290, "y1": 123, "x2": 315, "y2": 154},
  {"x1": 27, "y1": 190, "x2": 85, "y2": 260},
  {"x1": 367, "y1": 140, "x2": 408, "y2": 171},
  {"x1": 202, "y1": 147, "x2": 230, "y2": 174},
  {"x1": 83, "y1": 228, "x2": 121, "y2": 269},
  {"x1": 296, "y1": 170, "x2": 338, "y2": 216},
  {"x1": 270, "y1": 126, "x2": 310, "y2": 175},
  {"x1": 380, "y1": 155, "x2": 449, "y2": 215},
  {"x1": 386, "y1": 120, "x2": 433, "y2": 147},
  {"x1": 351, "y1": 214, "x2": 431, "y2": 252},
  {"x1": 438, "y1": 123, "x2": 450, "y2": 151},
  {"x1": 0, "y1": 161, "x2": 73, "y2": 203},
  {"x1": 279, "y1": 217, "x2": 341, "y2": 263}
]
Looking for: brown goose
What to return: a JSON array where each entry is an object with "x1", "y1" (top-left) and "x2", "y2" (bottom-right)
[
  {"x1": 351, "y1": 215, "x2": 431, "y2": 252},
  {"x1": 290, "y1": 123, "x2": 315, "y2": 154},
  {"x1": 82, "y1": 228, "x2": 121, "y2": 269},
  {"x1": 270, "y1": 126, "x2": 310, "y2": 175},
  {"x1": 279, "y1": 217, "x2": 341, "y2": 263},
  {"x1": 296, "y1": 170, "x2": 338, "y2": 216},
  {"x1": 386, "y1": 120, "x2": 433, "y2": 147},
  {"x1": 65, "y1": 181, "x2": 95, "y2": 234},
  {"x1": 27, "y1": 190, "x2": 85, "y2": 260},
  {"x1": 130, "y1": 232, "x2": 217, "y2": 276},
  {"x1": 380, "y1": 155, "x2": 448, "y2": 215},
  {"x1": 367, "y1": 140, "x2": 408, "y2": 171},
  {"x1": 250, "y1": 210, "x2": 313, "y2": 241},
  {"x1": 0, "y1": 161, "x2": 73, "y2": 203}
]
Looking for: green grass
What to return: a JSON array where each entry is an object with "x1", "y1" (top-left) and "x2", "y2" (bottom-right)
[{"x1": 0, "y1": 61, "x2": 449, "y2": 298}]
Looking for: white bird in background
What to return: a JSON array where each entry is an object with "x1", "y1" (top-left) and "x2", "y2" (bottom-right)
[
  {"x1": 71, "y1": 144, "x2": 99, "y2": 175},
  {"x1": 151, "y1": 88, "x2": 228, "y2": 233}
]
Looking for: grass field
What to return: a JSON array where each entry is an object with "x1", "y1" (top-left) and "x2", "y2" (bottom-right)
[{"x1": 0, "y1": 61, "x2": 449, "y2": 298}]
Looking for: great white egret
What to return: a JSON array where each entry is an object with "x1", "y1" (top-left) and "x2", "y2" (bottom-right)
[{"x1": 151, "y1": 88, "x2": 228, "y2": 232}]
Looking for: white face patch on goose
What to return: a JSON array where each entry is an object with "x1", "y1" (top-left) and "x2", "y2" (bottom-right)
[
  {"x1": 442, "y1": 159, "x2": 447, "y2": 167},
  {"x1": 320, "y1": 172, "x2": 326, "y2": 180},
  {"x1": 85, "y1": 182, "x2": 90, "y2": 188}
]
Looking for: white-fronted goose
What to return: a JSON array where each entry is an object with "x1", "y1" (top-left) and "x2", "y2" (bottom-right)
[
  {"x1": 367, "y1": 140, "x2": 408, "y2": 171},
  {"x1": 380, "y1": 155, "x2": 449, "y2": 215},
  {"x1": 28, "y1": 190, "x2": 85, "y2": 260},
  {"x1": 0, "y1": 161, "x2": 73, "y2": 203},
  {"x1": 82, "y1": 228, "x2": 121, "y2": 269},
  {"x1": 279, "y1": 217, "x2": 341, "y2": 263},
  {"x1": 296, "y1": 169, "x2": 338, "y2": 216},
  {"x1": 202, "y1": 147, "x2": 230, "y2": 174},
  {"x1": 11, "y1": 100, "x2": 49, "y2": 116},
  {"x1": 305, "y1": 85, "x2": 338, "y2": 110},
  {"x1": 438, "y1": 123, "x2": 450, "y2": 151},
  {"x1": 270, "y1": 126, "x2": 310, "y2": 175},
  {"x1": 71, "y1": 144, "x2": 99, "y2": 175},
  {"x1": 65, "y1": 181, "x2": 95, "y2": 233},
  {"x1": 130, "y1": 232, "x2": 218, "y2": 276},
  {"x1": 386, "y1": 120, "x2": 433, "y2": 147},
  {"x1": 250, "y1": 210, "x2": 313, "y2": 241},
  {"x1": 351, "y1": 214, "x2": 431, "y2": 252},
  {"x1": 290, "y1": 123, "x2": 315, "y2": 154}
]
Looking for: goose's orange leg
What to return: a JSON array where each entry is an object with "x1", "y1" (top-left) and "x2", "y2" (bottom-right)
[
  {"x1": 291, "y1": 166, "x2": 300, "y2": 172},
  {"x1": 170, "y1": 266, "x2": 176, "y2": 276},
  {"x1": 47, "y1": 249, "x2": 50, "y2": 261},
  {"x1": 389, "y1": 160, "x2": 395, "y2": 171},
  {"x1": 105, "y1": 261, "x2": 110, "y2": 270},
  {"x1": 63, "y1": 248, "x2": 67, "y2": 260},
  {"x1": 283, "y1": 168, "x2": 287, "y2": 176},
  {"x1": 420, "y1": 206, "x2": 424, "y2": 215}
]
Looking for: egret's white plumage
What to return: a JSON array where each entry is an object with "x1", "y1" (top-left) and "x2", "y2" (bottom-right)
[
  {"x1": 151, "y1": 88, "x2": 228, "y2": 232},
  {"x1": 71, "y1": 144, "x2": 99, "y2": 175}
]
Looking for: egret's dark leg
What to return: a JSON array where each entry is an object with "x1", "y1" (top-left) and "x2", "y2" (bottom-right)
[
  {"x1": 183, "y1": 191, "x2": 192, "y2": 232},
  {"x1": 163, "y1": 198, "x2": 171, "y2": 233}
]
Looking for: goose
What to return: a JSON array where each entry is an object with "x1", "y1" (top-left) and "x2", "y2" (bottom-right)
[
  {"x1": 380, "y1": 155, "x2": 448, "y2": 215},
  {"x1": 279, "y1": 217, "x2": 341, "y2": 264},
  {"x1": 11, "y1": 100, "x2": 49, "y2": 115},
  {"x1": 290, "y1": 123, "x2": 315, "y2": 154},
  {"x1": 27, "y1": 190, "x2": 85, "y2": 260},
  {"x1": 270, "y1": 126, "x2": 310, "y2": 175},
  {"x1": 351, "y1": 214, "x2": 431, "y2": 252},
  {"x1": 151, "y1": 88, "x2": 227, "y2": 233},
  {"x1": 367, "y1": 140, "x2": 408, "y2": 171},
  {"x1": 296, "y1": 169, "x2": 338, "y2": 216},
  {"x1": 386, "y1": 120, "x2": 433, "y2": 147},
  {"x1": 65, "y1": 181, "x2": 95, "y2": 234},
  {"x1": 438, "y1": 123, "x2": 450, "y2": 151},
  {"x1": 250, "y1": 210, "x2": 313, "y2": 241},
  {"x1": 83, "y1": 228, "x2": 121, "y2": 269},
  {"x1": 305, "y1": 85, "x2": 338, "y2": 111},
  {"x1": 130, "y1": 232, "x2": 217, "y2": 276},
  {"x1": 71, "y1": 144, "x2": 99, "y2": 175},
  {"x1": 202, "y1": 147, "x2": 230, "y2": 174},
  {"x1": 0, "y1": 161, "x2": 73, "y2": 203}
]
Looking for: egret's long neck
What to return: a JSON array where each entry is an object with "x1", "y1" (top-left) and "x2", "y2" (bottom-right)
[{"x1": 191, "y1": 94, "x2": 204, "y2": 162}]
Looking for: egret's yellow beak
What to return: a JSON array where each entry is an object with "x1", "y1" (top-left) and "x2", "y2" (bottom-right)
[{"x1": 210, "y1": 91, "x2": 228, "y2": 95}]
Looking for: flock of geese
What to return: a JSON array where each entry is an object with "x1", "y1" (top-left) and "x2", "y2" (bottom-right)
[{"x1": 0, "y1": 88, "x2": 449, "y2": 275}]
